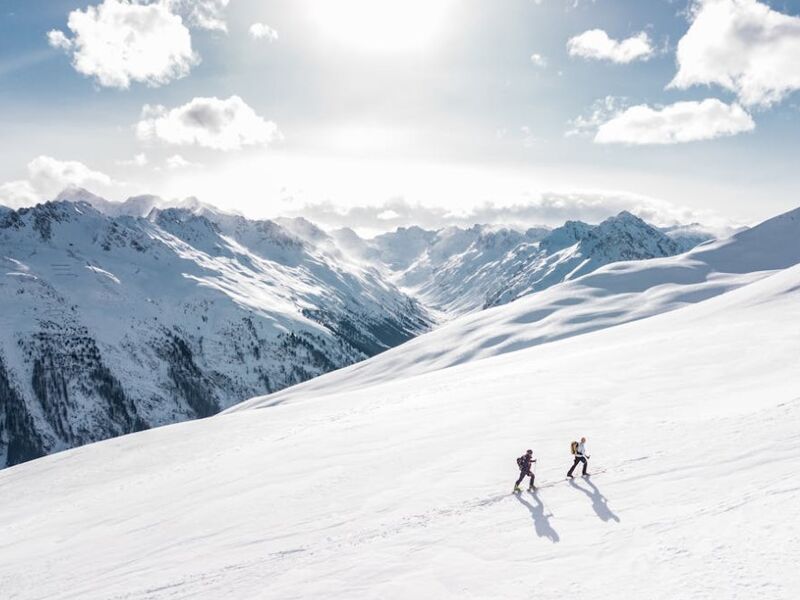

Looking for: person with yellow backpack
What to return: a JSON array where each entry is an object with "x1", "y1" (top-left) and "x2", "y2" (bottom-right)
[{"x1": 567, "y1": 437, "x2": 590, "y2": 478}]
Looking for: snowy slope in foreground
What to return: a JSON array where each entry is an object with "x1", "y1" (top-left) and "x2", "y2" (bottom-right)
[
  {"x1": 0, "y1": 262, "x2": 799, "y2": 599},
  {"x1": 235, "y1": 206, "x2": 800, "y2": 408}
]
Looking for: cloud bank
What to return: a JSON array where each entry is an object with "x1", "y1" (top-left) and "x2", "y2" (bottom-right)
[{"x1": 292, "y1": 192, "x2": 723, "y2": 235}]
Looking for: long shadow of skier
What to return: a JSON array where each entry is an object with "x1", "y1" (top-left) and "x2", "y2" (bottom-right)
[
  {"x1": 569, "y1": 477, "x2": 620, "y2": 523},
  {"x1": 514, "y1": 491, "x2": 560, "y2": 543}
]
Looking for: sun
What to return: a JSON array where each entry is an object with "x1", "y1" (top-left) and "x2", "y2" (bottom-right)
[{"x1": 308, "y1": 0, "x2": 455, "y2": 54}]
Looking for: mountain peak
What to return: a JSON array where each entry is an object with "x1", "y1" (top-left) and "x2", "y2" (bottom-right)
[
  {"x1": 598, "y1": 210, "x2": 649, "y2": 229},
  {"x1": 54, "y1": 186, "x2": 107, "y2": 206}
]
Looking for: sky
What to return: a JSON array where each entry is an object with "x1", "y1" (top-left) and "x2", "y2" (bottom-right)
[{"x1": 1, "y1": 0, "x2": 799, "y2": 233}]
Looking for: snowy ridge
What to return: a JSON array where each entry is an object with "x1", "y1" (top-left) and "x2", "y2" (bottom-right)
[
  {"x1": 233, "y1": 206, "x2": 800, "y2": 409},
  {"x1": 373, "y1": 212, "x2": 706, "y2": 314},
  {"x1": 0, "y1": 230, "x2": 797, "y2": 598},
  {"x1": 0, "y1": 198, "x2": 431, "y2": 468}
]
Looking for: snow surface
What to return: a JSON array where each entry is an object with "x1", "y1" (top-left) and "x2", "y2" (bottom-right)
[
  {"x1": 0, "y1": 232, "x2": 798, "y2": 598},
  {"x1": 235, "y1": 206, "x2": 800, "y2": 409}
]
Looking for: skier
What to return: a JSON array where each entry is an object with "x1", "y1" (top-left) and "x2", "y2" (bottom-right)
[
  {"x1": 514, "y1": 449, "x2": 537, "y2": 492},
  {"x1": 567, "y1": 436, "x2": 590, "y2": 478}
]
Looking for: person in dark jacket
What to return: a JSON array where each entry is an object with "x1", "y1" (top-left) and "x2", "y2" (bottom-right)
[
  {"x1": 567, "y1": 437, "x2": 590, "y2": 478},
  {"x1": 514, "y1": 449, "x2": 536, "y2": 491}
]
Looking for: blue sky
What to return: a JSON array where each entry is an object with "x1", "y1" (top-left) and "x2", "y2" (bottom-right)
[{"x1": 1, "y1": 0, "x2": 799, "y2": 231}]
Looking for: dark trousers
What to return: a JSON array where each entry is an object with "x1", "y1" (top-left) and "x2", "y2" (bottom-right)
[
  {"x1": 568, "y1": 456, "x2": 588, "y2": 476},
  {"x1": 515, "y1": 468, "x2": 535, "y2": 488}
]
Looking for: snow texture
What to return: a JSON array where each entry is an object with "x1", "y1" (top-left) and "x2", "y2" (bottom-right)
[{"x1": 0, "y1": 206, "x2": 797, "y2": 599}]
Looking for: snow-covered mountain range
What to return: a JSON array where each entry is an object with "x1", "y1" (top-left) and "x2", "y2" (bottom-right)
[
  {"x1": 0, "y1": 189, "x2": 715, "y2": 468},
  {"x1": 239, "y1": 206, "x2": 799, "y2": 404},
  {"x1": 0, "y1": 205, "x2": 797, "y2": 599},
  {"x1": 374, "y1": 211, "x2": 705, "y2": 314},
  {"x1": 0, "y1": 196, "x2": 431, "y2": 468}
]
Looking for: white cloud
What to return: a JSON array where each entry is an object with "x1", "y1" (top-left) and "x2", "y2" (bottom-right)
[
  {"x1": 136, "y1": 96, "x2": 282, "y2": 151},
  {"x1": 0, "y1": 180, "x2": 39, "y2": 209},
  {"x1": 567, "y1": 29, "x2": 654, "y2": 63},
  {"x1": 46, "y1": 30, "x2": 72, "y2": 50},
  {"x1": 249, "y1": 23, "x2": 279, "y2": 41},
  {"x1": 530, "y1": 53, "x2": 547, "y2": 67},
  {"x1": 566, "y1": 96, "x2": 627, "y2": 137},
  {"x1": 165, "y1": 154, "x2": 200, "y2": 169},
  {"x1": 0, "y1": 156, "x2": 115, "y2": 208},
  {"x1": 48, "y1": 0, "x2": 198, "y2": 89},
  {"x1": 376, "y1": 209, "x2": 400, "y2": 220},
  {"x1": 594, "y1": 99, "x2": 755, "y2": 145},
  {"x1": 169, "y1": 0, "x2": 230, "y2": 32},
  {"x1": 27, "y1": 156, "x2": 114, "y2": 194},
  {"x1": 117, "y1": 153, "x2": 149, "y2": 167},
  {"x1": 670, "y1": 0, "x2": 800, "y2": 107}
]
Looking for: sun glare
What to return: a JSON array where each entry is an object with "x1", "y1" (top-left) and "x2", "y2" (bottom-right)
[{"x1": 309, "y1": 0, "x2": 455, "y2": 54}]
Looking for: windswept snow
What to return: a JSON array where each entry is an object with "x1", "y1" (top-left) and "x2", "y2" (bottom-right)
[{"x1": 0, "y1": 246, "x2": 798, "y2": 598}]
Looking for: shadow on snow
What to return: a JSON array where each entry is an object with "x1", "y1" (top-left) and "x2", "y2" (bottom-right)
[
  {"x1": 569, "y1": 477, "x2": 620, "y2": 523},
  {"x1": 514, "y1": 490, "x2": 560, "y2": 543}
]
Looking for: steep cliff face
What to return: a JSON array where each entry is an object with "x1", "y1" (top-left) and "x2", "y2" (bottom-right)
[{"x1": 0, "y1": 199, "x2": 432, "y2": 468}]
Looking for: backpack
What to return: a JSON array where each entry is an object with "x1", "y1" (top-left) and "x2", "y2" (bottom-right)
[
  {"x1": 516, "y1": 455, "x2": 526, "y2": 469},
  {"x1": 570, "y1": 441, "x2": 579, "y2": 455}
]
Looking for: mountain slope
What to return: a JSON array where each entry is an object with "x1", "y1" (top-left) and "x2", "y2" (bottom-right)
[
  {"x1": 372, "y1": 213, "x2": 697, "y2": 315},
  {"x1": 484, "y1": 211, "x2": 683, "y2": 308},
  {"x1": 0, "y1": 199, "x2": 431, "y2": 468},
  {"x1": 0, "y1": 255, "x2": 798, "y2": 599},
  {"x1": 235, "y1": 206, "x2": 799, "y2": 408}
]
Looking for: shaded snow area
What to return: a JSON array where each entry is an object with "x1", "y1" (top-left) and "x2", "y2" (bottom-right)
[{"x1": 0, "y1": 221, "x2": 798, "y2": 598}]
